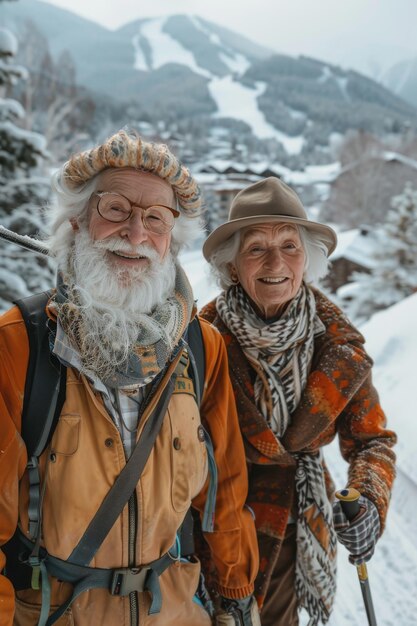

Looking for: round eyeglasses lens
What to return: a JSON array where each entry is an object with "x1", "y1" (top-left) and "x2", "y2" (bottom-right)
[
  {"x1": 97, "y1": 193, "x2": 132, "y2": 222},
  {"x1": 143, "y1": 206, "x2": 175, "y2": 234}
]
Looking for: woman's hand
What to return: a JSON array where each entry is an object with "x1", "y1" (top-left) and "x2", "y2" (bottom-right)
[{"x1": 333, "y1": 495, "x2": 380, "y2": 564}]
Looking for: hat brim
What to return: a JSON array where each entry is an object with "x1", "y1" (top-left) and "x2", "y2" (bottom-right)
[{"x1": 203, "y1": 214, "x2": 337, "y2": 260}]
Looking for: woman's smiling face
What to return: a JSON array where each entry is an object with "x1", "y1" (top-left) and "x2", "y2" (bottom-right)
[{"x1": 232, "y1": 223, "x2": 305, "y2": 319}]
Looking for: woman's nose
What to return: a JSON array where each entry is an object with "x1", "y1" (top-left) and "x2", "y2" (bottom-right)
[{"x1": 264, "y1": 247, "x2": 284, "y2": 268}]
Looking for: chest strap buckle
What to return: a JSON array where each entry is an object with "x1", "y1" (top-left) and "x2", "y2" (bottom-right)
[{"x1": 110, "y1": 567, "x2": 150, "y2": 596}]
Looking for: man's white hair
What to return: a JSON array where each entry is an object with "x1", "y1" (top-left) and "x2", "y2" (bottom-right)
[
  {"x1": 208, "y1": 225, "x2": 330, "y2": 290},
  {"x1": 47, "y1": 169, "x2": 205, "y2": 268}
]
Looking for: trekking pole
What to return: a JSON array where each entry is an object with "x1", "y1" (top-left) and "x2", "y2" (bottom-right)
[
  {"x1": 0, "y1": 225, "x2": 50, "y2": 256},
  {"x1": 335, "y1": 488, "x2": 378, "y2": 626}
]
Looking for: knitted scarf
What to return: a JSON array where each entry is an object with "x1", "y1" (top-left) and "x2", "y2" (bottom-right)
[
  {"x1": 54, "y1": 262, "x2": 194, "y2": 389},
  {"x1": 217, "y1": 284, "x2": 337, "y2": 625}
]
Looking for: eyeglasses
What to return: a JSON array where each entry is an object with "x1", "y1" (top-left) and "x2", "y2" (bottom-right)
[{"x1": 93, "y1": 192, "x2": 179, "y2": 235}]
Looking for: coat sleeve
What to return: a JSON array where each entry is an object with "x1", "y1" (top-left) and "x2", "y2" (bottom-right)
[
  {"x1": 191, "y1": 318, "x2": 259, "y2": 600},
  {"x1": 0, "y1": 309, "x2": 29, "y2": 626},
  {"x1": 337, "y1": 370, "x2": 397, "y2": 533},
  {"x1": 308, "y1": 290, "x2": 397, "y2": 533}
]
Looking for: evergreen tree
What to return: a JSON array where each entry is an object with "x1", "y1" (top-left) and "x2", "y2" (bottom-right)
[
  {"x1": 337, "y1": 183, "x2": 417, "y2": 322},
  {"x1": 12, "y1": 20, "x2": 95, "y2": 162},
  {"x1": 0, "y1": 23, "x2": 55, "y2": 312}
]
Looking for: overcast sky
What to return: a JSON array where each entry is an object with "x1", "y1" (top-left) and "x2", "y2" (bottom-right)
[{"x1": 41, "y1": 0, "x2": 417, "y2": 78}]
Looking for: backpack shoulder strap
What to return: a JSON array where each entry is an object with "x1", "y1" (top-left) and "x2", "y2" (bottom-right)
[
  {"x1": 14, "y1": 291, "x2": 67, "y2": 541},
  {"x1": 186, "y1": 316, "x2": 206, "y2": 407},
  {"x1": 15, "y1": 291, "x2": 67, "y2": 458},
  {"x1": 185, "y1": 317, "x2": 217, "y2": 532}
]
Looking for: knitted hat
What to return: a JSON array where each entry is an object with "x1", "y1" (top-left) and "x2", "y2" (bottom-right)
[{"x1": 59, "y1": 129, "x2": 202, "y2": 217}]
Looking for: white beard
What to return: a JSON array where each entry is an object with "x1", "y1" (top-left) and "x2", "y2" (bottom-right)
[
  {"x1": 72, "y1": 228, "x2": 176, "y2": 313},
  {"x1": 60, "y1": 228, "x2": 176, "y2": 383}
]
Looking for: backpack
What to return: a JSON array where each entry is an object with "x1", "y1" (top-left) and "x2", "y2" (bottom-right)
[
  {"x1": 17, "y1": 290, "x2": 206, "y2": 463},
  {"x1": 3, "y1": 290, "x2": 212, "y2": 619}
]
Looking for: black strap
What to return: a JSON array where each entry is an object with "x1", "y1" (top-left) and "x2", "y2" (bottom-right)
[
  {"x1": 15, "y1": 530, "x2": 178, "y2": 625},
  {"x1": 178, "y1": 318, "x2": 206, "y2": 554},
  {"x1": 42, "y1": 552, "x2": 176, "y2": 625},
  {"x1": 68, "y1": 358, "x2": 180, "y2": 566},
  {"x1": 179, "y1": 508, "x2": 195, "y2": 556},
  {"x1": 14, "y1": 291, "x2": 67, "y2": 541},
  {"x1": 4, "y1": 292, "x2": 66, "y2": 583},
  {"x1": 15, "y1": 291, "x2": 67, "y2": 457},
  {"x1": 186, "y1": 317, "x2": 206, "y2": 406}
]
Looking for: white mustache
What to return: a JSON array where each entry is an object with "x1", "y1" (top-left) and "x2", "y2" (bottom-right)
[{"x1": 92, "y1": 238, "x2": 160, "y2": 261}]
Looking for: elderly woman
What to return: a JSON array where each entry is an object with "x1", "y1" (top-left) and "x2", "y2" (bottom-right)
[{"x1": 200, "y1": 177, "x2": 396, "y2": 626}]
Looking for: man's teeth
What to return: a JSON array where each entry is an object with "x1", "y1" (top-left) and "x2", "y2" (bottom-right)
[
  {"x1": 113, "y1": 251, "x2": 146, "y2": 259},
  {"x1": 260, "y1": 277, "x2": 287, "y2": 283}
]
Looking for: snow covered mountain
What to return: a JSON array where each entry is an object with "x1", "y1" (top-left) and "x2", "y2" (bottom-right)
[
  {"x1": 382, "y1": 55, "x2": 417, "y2": 109},
  {"x1": 4, "y1": 0, "x2": 417, "y2": 162},
  {"x1": 181, "y1": 248, "x2": 417, "y2": 626}
]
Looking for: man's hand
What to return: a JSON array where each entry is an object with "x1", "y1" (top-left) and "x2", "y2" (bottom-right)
[
  {"x1": 333, "y1": 495, "x2": 380, "y2": 565},
  {"x1": 214, "y1": 595, "x2": 260, "y2": 626}
]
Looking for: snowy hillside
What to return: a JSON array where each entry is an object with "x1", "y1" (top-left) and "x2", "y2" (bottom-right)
[
  {"x1": 123, "y1": 15, "x2": 417, "y2": 154},
  {"x1": 129, "y1": 15, "x2": 302, "y2": 151},
  {"x1": 382, "y1": 55, "x2": 417, "y2": 109},
  {"x1": 181, "y1": 248, "x2": 417, "y2": 626},
  {"x1": 4, "y1": 0, "x2": 417, "y2": 163}
]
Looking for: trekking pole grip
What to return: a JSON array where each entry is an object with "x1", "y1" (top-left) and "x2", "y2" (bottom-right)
[
  {"x1": 335, "y1": 487, "x2": 361, "y2": 521},
  {"x1": 335, "y1": 488, "x2": 377, "y2": 625}
]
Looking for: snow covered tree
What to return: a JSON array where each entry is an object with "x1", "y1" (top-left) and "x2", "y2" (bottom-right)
[
  {"x1": 0, "y1": 23, "x2": 55, "y2": 312},
  {"x1": 12, "y1": 21, "x2": 95, "y2": 161},
  {"x1": 337, "y1": 183, "x2": 417, "y2": 323}
]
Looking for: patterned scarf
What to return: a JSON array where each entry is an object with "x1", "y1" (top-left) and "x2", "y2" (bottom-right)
[
  {"x1": 54, "y1": 262, "x2": 194, "y2": 389},
  {"x1": 217, "y1": 283, "x2": 337, "y2": 625}
]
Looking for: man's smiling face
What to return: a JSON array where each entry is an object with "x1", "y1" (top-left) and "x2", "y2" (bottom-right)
[{"x1": 87, "y1": 167, "x2": 176, "y2": 273}]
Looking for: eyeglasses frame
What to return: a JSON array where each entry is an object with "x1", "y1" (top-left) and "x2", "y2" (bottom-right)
[{"x1": 92, "y1": 191, "x2": 179, "y2": 232}]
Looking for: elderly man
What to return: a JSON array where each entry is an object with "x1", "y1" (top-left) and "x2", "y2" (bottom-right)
[{"x1": 0, "y1": 130, "x2": 260, "y2": 626}]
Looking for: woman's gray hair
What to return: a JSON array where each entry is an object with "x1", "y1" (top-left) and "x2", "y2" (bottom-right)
[
  {"x1": 298, "y1": 226, "x2": 330, "y2": 283},
  {"x1": 46, "y1": 168, "x2": 205, "y2": 267},
  {"x1": 208, "y1": 224, "x2": 330, "y2": 289}
]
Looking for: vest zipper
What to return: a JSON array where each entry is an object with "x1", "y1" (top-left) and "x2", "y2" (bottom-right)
[
  {"x1": 111, "y1": 387, "x2": 140, "y2": 625},
  {"x1": 129, "y1": 491, "x2": 139, "y2": 626},
  {"x1": 112, "y1": 353, "x2": 183, "y2": 625}
]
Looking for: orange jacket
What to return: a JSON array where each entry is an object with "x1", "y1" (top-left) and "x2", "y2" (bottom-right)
[{"x1": 0, "y1": 306, "x2": 258, "y2": 626}]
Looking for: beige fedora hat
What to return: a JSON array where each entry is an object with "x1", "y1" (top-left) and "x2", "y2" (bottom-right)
[{"x1": 203, "y1": 176, "x2": 337, "y2": 260}]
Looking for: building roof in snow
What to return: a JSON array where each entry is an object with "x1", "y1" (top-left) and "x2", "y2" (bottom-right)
[{"x1": 331, "y1": 228, "x2": 378, "y2": 269}]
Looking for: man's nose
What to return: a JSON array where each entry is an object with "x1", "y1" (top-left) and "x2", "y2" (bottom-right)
[{"x1": 120, "y1": 211, "x2": 148, "y2": 245}]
